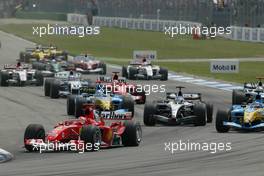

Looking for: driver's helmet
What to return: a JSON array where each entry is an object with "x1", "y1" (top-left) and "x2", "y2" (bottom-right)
[
  {"x1": 252, "y1": 102, "x2": 263, "y2": 109},
  {"x1": 16, "y1": 62, "x2": 21, "y2": 68},
  {"x1": 68, "y1": 75, "x2": 76, "y2": 81},
  {"x1": 113, "y1": 74, "x2": 118, "y2": 80},
  {"x1": 175, "y1": 96, "x2": 184, "y2": 104},
  {"x1": 142, "y1": 58, "x2": 148, "y2": 65}
]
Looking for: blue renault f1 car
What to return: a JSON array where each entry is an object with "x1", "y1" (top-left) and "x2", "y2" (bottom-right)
[
  {"x1": 67, "y1": 88, "x2": 135, "y2": 118},
  {"x1": 216, "y1": 93, "x2": 264, "y2": 132}
]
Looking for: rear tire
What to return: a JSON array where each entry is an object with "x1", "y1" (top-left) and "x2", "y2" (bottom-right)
[
  {"x1": 67, "y1": 95, "x2": 76, "y2": 115},
  {"x1": 35, "y1": 70, "x2": 44, "y2": 86},
  {"x1": 80, "y1": 125, "x2": 101, "y2": 151},
  {"x1": 194, "y1": 103, "x2": 206, "y2": 126},
  {"x1": 50, "y1": 80, "x2": 60, "y2": 99},
  {"x1": 128, "y1": 67, "x2": 137, "y2": 80},
  {"x1": 159, "y1": 68, "x2": 168, "y2": 81},
  {"x1": 143, "y1": 103, "x2": 156, "y2": 126},
  {"x1": 122, "y1": 66, "x2": 128, "y2": 78},
  {"x1": 24, "y1": 124, "x2": 45, "y2": 152},
  {"x1": 232, "y1": 90, "x2": 246, "y2": 105},
  {"x1": 216, "y1": 110, "x2": 230, "y2": 133},
  {"x1": 205, "y1": 102, "x2": 213, "y2": 123},
  {"x1": 100, "y1": 63, "x2": 106, "y2": 75},
  {"x1": 122, "y1": 121, "x2": 142, "y2": 146},
  {"x1": 0, "y1": 71, "x2": 9, "y2": 87},
  {"x1": 44, "y1": 78, "x2": 53, "y2": 96},
  {"x1": 136, "y1": 90, "x2": 146, "y2": 104},
  {"x1": 121, "y1": 96, "x2": 134, "y2": 117}
]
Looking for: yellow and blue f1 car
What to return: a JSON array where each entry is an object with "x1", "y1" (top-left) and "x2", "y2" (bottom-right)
[{"x1": 216, "y1": 93, "x2": 264, "y2": 132}]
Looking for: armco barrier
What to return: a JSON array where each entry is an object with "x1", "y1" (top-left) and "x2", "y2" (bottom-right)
[
  {"x1": 67, "y1": 14, "x2": 201, "y2": 32},
  {"x1": 67, "y1": 14, "x2": 264, "y2": 43}
]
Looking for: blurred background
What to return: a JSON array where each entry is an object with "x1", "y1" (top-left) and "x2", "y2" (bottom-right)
[{"x1": 0, "y1": 0, "x2": 264, "y2": 27}]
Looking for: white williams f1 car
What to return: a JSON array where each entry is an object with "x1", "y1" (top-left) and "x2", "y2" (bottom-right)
[
  {"x1": 44, "y1": 71, "x2": 95, "y2": 99},
  {"x1": 122, "y1": 58, "x2": 168, "y2": 80},
  {"x1": 143, "y1": 86, "x2": 213, "y2": 126},
  {"x1": 0, "y1": 63, "x2": 42, "y2": 86}
]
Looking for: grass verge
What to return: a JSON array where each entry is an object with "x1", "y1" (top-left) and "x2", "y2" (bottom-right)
[{"x1": 0, "y1": 23, "x2": 264, "y2": 83}]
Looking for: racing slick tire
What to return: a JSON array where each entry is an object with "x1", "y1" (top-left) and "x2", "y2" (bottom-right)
[
  {"x1": 122, "y1": 66, "x2": 128, "y2": 78},
  {"x1": 50, "y1": 80, "x2": 60, "y2": 99},
  {"x1": 80, "y1": 125, "x2": 101, "y2": 151},
  {"x1": 122, "y1": 121, "x2": 142, "y2": 146},
  {"x1": 194, "y1": 103, "x2": 207, "y2": 126},
  {"x1": 135, "y1": 90, "x2": 146, "y2": 104},
  {"x1": 232, "y1": 89, "x2": 246, "y2": 105},
  {"x1": 19, "y1": 52, "x2": 25, "y2": 62},
  {"x1": 159, "y1": 68, "x2": 168, "y2": 81},
  {"x1": 20, "y1": 52, "x2": 31, "y2": 63},
  {"x1": 35, "y1": 70, "x2": 44, "y2": 86},
  {"x1": 0, "y1": 71, "x2": 9, "y2": 87},
  {"x1": 62, "y1": 51, "x2": 68, "y2": 61},
  {"x1": 44, "y1": 78, "x2": 53, "y2": 96},
  {"x1": 128, "y1": 67, "x2": 137, "y2": 80},
  {"x1": 205, "y1": 102, "x2": 213, "y2": 123},
  {"x1": 143, "y1": 103, "x2": 156, "y2": 126},
  {"x1": 67, "y1": 95, "x2": 76, "y2": 115},
  {"x1": 75, "y1": 96, "x2": 86, "y2": 118},
  {"x1": 100, "y1": 63, "x2": 107, "y2": 75},
  {"x1": 24, "y1": 124, "x2": 45, "y2": 152},
  {"x1": 215, "y1": 110, "x2": 230, "y2": 133},
  {"x1": 121, "y1": 96, "x2": 135, "y2": 117},
  {"x1": 32, "y1": 62, "x2": 40, "y2": 70}
]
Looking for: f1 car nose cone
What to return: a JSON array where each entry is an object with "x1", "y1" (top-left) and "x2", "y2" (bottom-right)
[{"x1": 0, "y1": 148, "x2": 13, "y2": 163}]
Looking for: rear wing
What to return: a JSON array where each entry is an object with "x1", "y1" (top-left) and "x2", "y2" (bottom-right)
[
  {"x1": 166, "y1": 92, "x2": 201, "y2": 100},
  {"x1": 2, "y1": 64, "x2": 30, "y2": 70},
  {"x1": 100, "y1": 111, "x2": 133, "y2": 120}
]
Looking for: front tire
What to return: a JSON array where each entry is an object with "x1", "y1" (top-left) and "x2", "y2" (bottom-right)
[
  {"x1": 24, "y1": 124, "x2": 45, "y2": 152},
  {"x1": 80, "y1": 125, "x2": 101, "y2": 151},
  {"x1": 215, "y1": 110, "x2": 230, "y2": 133},
  {"x1": 67, "y1": 95, "x2": 77, "y2": 115},
  {"x1": 75, "y1": 96, "x2": 86, "y2": 118},
  {"x1": 122, "y1": 121, "x2": 142, "y2": 146}
]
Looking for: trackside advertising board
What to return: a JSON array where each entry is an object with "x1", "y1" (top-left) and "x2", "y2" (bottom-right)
[
  {"x1": 133, "y1": 50, "x2": 157, "y2": 60},
  {"x1": 210, "y1": 60, "x2": 239, "y2": 73}
]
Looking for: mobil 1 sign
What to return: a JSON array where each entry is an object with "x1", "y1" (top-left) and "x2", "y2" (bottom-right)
[{"x1": 210, "y1": 60, "x2": 239, "y2": 73}]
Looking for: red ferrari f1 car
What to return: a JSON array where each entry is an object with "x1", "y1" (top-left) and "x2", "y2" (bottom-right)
[{"x1": 24, "y1": 104, "x2": 142, "y2": 152}]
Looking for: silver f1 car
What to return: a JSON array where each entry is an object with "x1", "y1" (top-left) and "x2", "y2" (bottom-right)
[
  {"x1": 232, "y1": 77, "x2": 264, "y2": 105},
  {"x1": 122, "y1": 59, "x2": 168, "y2": 80},
  {"x1": 143, "y1": 86, "x2": 213, "y2": 126},
  {"x1": 0, "y1": 63, "x2": 42, "y2": 86},
  {"x1": 44, "y1": 71, "x2": 95, "y2": 99}
]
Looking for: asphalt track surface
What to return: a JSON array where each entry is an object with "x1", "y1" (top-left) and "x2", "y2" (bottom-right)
[{"x1": 0, "y1": 31, "x2": 263, "y2": 176}]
